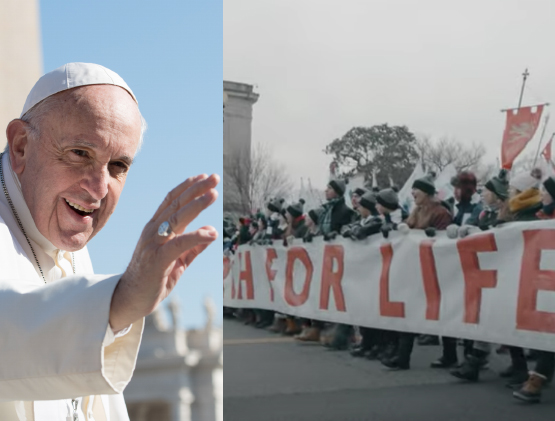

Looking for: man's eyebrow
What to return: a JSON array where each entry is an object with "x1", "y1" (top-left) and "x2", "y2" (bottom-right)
[{"x1": 70, "y1": 140, "x2": 134, "y2": 166}]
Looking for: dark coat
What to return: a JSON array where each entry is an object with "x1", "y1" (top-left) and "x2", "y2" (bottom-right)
[
  {"x1": 512, "y1": 202, "x2": 542, "y2": 222},
  {"x1": 342, "y1": 216, "x2": 383, "y2": 240},
  {"x1": 330, "y1": 199, "x2": 357, "y2": 233},
  {"x1": 454, "y1": 200, "x2": 482, "y2": 226}
]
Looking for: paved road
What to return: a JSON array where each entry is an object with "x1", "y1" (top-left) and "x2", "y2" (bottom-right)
[{"x1": 224, "y1": 319, "x2": 555, "y2": 421}]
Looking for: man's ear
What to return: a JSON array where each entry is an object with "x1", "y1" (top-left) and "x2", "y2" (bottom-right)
[{"x1": 6, "y1": 119, "x2": 30, "y2": 175}]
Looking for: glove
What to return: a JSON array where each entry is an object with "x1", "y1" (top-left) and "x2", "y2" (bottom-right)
[
  {"x1": 397, "y1": 223, "x2": 410, "y2": 235},
  {"x1": 459, "y1": 225, "x2": 480, "y2": 238},
  {"x1": 381, "y1": 226, "x2": 392, "y2": 239},
  {"x1": 324, "y1": 232, "x2": 338, "y2": 241},
  {"x1": 425, "y1": 227, "x2": 436, "y2": 238},
  {"x1": 446, "y1": 224, "x2": 459, "y2": 239}
]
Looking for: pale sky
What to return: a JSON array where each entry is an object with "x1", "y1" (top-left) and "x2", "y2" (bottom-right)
[{"x1": 224, "y1": 0, "x2": 555, "y2": 189}]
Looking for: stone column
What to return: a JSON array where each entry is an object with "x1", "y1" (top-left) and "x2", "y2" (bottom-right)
[{"x1": 0, "y1": 0, "x2": 42, "y2": 150}]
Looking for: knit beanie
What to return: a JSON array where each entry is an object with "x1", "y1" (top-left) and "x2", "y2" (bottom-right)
[
  {"x1": 328, "y1": 178, "x2": 348, "y2": 197},
  {"x1": 543, "y1": 176, "x2": 555, "y2": 201},
  {"x1": 287, "y1": 199, "x2": 306, "y2": 218},
  {"x1": 376, "y1": 188, "x2": 399, "y2": 211},
  {"x1": 308, "y1": 208, "x2": 323, "y2": 224},
  {"x1": 354, "y1": 187, "x2": 367, "y2": 197},
  {"x1": 359, "y1": 191, "x2": 377, "y2": 211},
  {"x1": 509, "y1": 168, "x2": 542, "y2": 193},
  {"x1": 267, "y1": 197, "x2": 285, "y2": 213},
  {"x1": 485, "y1": 169, "x2": 509, "y2": 200},
  {"x1": 412, "y1": 173, "x2": 436, "y2": 196}
]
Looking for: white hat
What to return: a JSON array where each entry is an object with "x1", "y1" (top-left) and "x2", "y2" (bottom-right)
[
  {"x1": 21, "y1": 62, "x2": 137, "y2": 118},
  {"x1": 510, "y1": 170, "x2": 541, "y2": 192}
]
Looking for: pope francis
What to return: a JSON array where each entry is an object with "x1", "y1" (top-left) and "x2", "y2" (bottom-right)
[{"x1": 0, "y1": 63, "x2": 219, "y2": 420}]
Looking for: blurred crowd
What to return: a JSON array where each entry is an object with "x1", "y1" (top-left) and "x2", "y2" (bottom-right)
[{"x1": 224, "y1": 167, "x2": 555, "y2": 404}]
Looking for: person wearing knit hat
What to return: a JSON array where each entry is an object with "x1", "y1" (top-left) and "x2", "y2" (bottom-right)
[
  {"x1": 508, "y1": 168, "x2": 543, "y2": 221},
  {"x1": 484, "y1": 169, "x2": 510, "y2": 201},
  {"x1": 285, "y1": 199, "x2": 308, "y2": 239},
  {"x1": 376, "y1": 188, "x2": 407, "y2": 227},
  {"x1": 412, "y1": 173, "x2": 437, "y2": 197},
  {"x1": 303, "y1": 208, "x2": 323, "y2": 243},
  {"x1": 539, "y1": 176, "x2": 555, "y2": 219},
  {"x1": 341, "y1": 192, "x2": 382, "y2": 240},
  {"x1": 266, "y1": 197, "x2": 285, "y2": 214},
  {"x1": 383, "y1": 172, "x2": 452, "y2": 372},
  {"x1": 320, "y1": 179, "x2": 357, "y2": 236},
  {"x1": 327, "y1": 178, "x2": 347, "y2": 198},
  {"x1": 351, "y1": 187, "x2": 367, "y2": 210}
]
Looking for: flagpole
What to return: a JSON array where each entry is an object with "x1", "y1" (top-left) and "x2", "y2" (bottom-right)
[
  {"x1": 533, "y1": 115, "x2": 550, "y2": 168},
  {"x1": 518, "y1": 68, "x2": 529, "y2": 109}
]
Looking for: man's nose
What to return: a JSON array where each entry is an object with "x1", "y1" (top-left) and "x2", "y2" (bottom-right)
[{"x1": 80, "y1": 166, "x2": 109, "y2": 201}]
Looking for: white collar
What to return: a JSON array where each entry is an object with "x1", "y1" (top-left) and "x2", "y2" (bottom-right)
[{"x1": 2, "y1": 153, "x2": 58, "y2": 254}]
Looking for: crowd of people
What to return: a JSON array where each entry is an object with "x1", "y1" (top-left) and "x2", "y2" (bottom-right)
[{"x1": 223, "y1": 167, "x2": 555, "y2": 404}]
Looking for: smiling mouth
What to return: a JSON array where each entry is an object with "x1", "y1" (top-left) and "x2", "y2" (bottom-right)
[{"x1": 65, "y1": 199, "x2": 95, "y2": 217}]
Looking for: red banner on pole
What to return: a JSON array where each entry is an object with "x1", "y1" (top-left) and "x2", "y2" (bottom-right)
[
  {"x1": 501, "y1": 105, "x2": 544, "y2": 169},
  {"x1": 541, "y1": 134, "x2": 553, "y2": 162}
]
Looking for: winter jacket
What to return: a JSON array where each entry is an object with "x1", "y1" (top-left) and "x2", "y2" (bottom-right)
[
  {"x1": 453, "y1": 199, "x2": 482, "y2": 226},
  {"x1": 321, "y1": 197, "x2": 357, "y2": 235},
  {"x1": 509, "y1": 188, "x2": 542, "y2": 222},
  {"x1": 407, "y1": 200, "x2": 452, "y2": 230},
  {"x1": 341, "y1": 215, "x2": 383, "y2": 240}
]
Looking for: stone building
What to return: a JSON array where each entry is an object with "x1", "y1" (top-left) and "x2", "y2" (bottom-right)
[
  {"x1": 0, "y1": 0, "x2": 42, "y2": 150},
  {"x1": 223, "y1": 81, "x2": 259, "y2": 213},
  {"x1": 125, "y1": 299, "x2": 223, "y2": 421}
]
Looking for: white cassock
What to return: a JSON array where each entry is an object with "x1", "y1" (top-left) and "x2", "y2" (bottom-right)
[{"x1": 0, "y1": 153, "x2": 144, "y2": 420}]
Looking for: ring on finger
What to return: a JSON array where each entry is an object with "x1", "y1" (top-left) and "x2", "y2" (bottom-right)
[{"x1": 158, "y1": 221, "x2": 173, "y2": 237}]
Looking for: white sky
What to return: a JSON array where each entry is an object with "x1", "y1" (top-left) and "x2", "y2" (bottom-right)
[{"x1": 224, "y1": 0, "x2": 555, "y2": 189}]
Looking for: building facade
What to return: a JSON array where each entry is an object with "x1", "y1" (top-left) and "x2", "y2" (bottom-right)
[
  {"x1": 0, "y1": 0, "x2": 42, "y2": 150},
  {"x1": 125, "y1": 300, "x2": 223, "y2": 421},
  {"x1": 223, "y1": 81, "x2": 259, "y2": 213}
]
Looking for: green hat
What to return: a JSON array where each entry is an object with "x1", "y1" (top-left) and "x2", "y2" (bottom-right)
[
  {"x1": 485, "y1": 169, "x2": 509, "y2": 200},
  {"x1": 412, "y1": 173, "x2": 436, "y2": 196}
]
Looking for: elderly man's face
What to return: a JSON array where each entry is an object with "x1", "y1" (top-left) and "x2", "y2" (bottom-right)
[{"x1": 8, "y1": 85, "x2": 142, "y2": 251}]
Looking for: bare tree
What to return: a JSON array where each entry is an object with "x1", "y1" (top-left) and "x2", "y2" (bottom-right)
[
  {"x1": 224, "y1": 143, "x2": 293, "y2": 214},
  {"x1": 416, "y1": 135, "x2": 486, "y2": 173}
]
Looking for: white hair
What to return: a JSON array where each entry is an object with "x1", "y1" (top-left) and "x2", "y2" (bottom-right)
[{"x1": 4, "y1": 88, "x2": 147, "y2": 153}]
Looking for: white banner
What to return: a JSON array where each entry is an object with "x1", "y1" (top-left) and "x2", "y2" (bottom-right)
[{"x1": 224, "y1": 220, "x2": 555, "y2": 352}]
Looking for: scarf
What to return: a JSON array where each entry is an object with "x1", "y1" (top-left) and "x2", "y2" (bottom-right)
[
  {"x1": 509, "y1": 188, "x2": 541, "y2": 213},
  {"x1": 320, "y1": 197, "x2": 342, "y2": 235}
]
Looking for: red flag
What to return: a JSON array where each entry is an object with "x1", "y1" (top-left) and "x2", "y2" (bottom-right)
[
  {"x1": 541, "y1": 135, "x2": 553, "y2": 162},
  {"x1": 501, "y1": 105, "x2": 544, "y2": 169}
]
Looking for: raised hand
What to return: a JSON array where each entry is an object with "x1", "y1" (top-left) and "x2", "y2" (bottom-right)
[{"x1": 109, "y1": 174, "x2": 219, "y2": 331}]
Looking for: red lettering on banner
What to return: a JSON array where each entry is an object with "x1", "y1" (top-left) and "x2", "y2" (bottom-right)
[
  {"x1": 379, "y1": 243, "x2": 405, "y2": 318},
  {"x1": 457, "y1": 233, "x2": 497, "y2": 324},
  {"x1": 284, "y1": 247, "x2": 313, "y2": 306},
  {"x1": 237, "y1": 251, "x2": 254, "y2": 300},
  {"x1": 265, "y1": 248, "x2": 278, "y2": 302},
  {"x1": 420, "y1": 240, "x2": 441, "y2": 321},
  {"x1": 223, "y1": 256, "x2": 231, "y2": 296},
  {"x1": 517, "y1": 230, "x2": 555, "y2": 333},
  {"x1": 319, "y1": 245, "x2": 346, "y2": 311}
]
